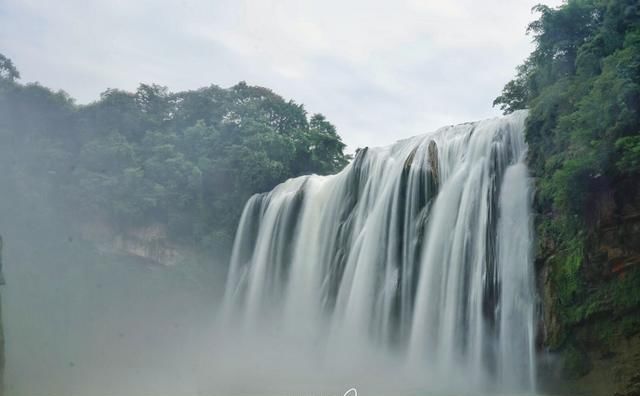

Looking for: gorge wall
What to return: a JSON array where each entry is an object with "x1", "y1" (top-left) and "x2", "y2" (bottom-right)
[
  {"x1": 492, "y1": 2, "x2": 640, "y2": 394},
  {"x1": 536, "y1": 173, "x2": 640, "y2": 396}
]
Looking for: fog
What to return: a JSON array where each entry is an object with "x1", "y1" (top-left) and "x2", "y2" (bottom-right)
[
  {"x1": 0, "y1": 193, "x2": 430, "y2": 396},
  {"x1": 0, "y1": 58, "x2": 432, "y2": 395},
  {"x1": 0, "y1": 177, "x2": 226, "y2": 395},
  {"x1": 0, "y1": 111, "x2": 541, "y2": 396},
  {"x1": 0, "y1": 48, "x2": 540, "y2": 395},
  {"x1": 0, "y1": 145, "x2": 421, "y2": 396}
]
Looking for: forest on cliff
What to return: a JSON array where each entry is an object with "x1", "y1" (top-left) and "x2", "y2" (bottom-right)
[
  {"x1": 496, "y1": 0, "x2": 640, "y2": 385},
  {"x1": 0, "y1": 66, "x2": 349, "y2": 252}
]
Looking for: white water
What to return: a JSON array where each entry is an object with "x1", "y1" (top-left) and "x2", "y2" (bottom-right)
[{"x1": 221, "y1": 110, "x2": 537, "y2": 394}]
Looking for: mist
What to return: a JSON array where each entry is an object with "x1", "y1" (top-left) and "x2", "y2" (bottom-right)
[
  {"x1": 0, "y1": 60, "x2": 354, "y2": 395},
  {"x1": 0, "y1": 162, "x2": 227, "y2": 395},
  {"x1": 0, "y1": 81, "x2": 538, "y2": 394}
]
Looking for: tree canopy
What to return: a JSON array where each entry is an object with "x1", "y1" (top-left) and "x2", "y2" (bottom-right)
[
  {"x1": 0, "y1": 59, "x2": 350, "y2": 252},
  {"x1": 496, "y1": 0, "x2": 639, "y2": 216},
  {"x1": 496, "y1": 0, "x2": 639, "y2": 228}
]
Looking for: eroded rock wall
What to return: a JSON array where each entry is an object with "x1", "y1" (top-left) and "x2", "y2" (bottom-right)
[{"x1": 537, "y1": 175, "x2": 640, "y2": 395}]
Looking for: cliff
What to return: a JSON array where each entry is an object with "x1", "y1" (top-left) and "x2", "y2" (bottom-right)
[
  {"x1": 79, "y1": 222, "x2": 182, "y2": 266},
  {"x1": 537, "y1": 174, "x2": 640, "y2": 395},
  {"x1": 493, "y1": 1, "x2": 640, "y2": 393}
]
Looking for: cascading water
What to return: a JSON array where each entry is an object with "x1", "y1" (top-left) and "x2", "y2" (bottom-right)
[{"x1": 221, "y1": 110, "x2": 537, "y2": 394}]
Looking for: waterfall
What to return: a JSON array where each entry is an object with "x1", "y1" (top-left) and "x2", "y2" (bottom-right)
[{"x1": 221, "y1": 110, "x2": 536, "y2": 393}]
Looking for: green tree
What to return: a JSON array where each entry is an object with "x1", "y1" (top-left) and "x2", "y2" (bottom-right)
[
  {"x1": 0, "y1": 53, "x2": 350, "y2": 252},
  {"x1": 495, "y1": 0, "x2": 640, "y2": 353},
  {"x1": 0, "y1": 54, "x2": 20, "y2": 81}
]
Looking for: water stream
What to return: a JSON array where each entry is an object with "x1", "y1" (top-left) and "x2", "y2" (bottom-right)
[{"x1": 222, "y1": 110, "x2": 537, "y2": 394}]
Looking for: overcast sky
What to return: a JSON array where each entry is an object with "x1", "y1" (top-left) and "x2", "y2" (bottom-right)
[{"x1": 0, "y1": 0, "x2": 563, "y2": 151}]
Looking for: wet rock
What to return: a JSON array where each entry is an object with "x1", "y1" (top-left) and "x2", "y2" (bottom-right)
[{"x1": 427, "y1": 140, "x2": 439, "y2": 187}]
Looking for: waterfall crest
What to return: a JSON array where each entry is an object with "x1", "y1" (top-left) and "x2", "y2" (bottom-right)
[{"x1": 222, "y1": 110, "x2": 536, "y2": 393}]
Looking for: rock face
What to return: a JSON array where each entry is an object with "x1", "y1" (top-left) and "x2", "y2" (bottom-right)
[
  {"x1": 583, "y1": 175, "x2": 640, "y2": 283},
  {"x1": 427, "y1": 140, "x2": 439, "y2": 187},
  {"x1": 403, "y1": 140, "x2": 439, "y2": 189},
  {"x1": 80, "y1": 222, "x2": 181, "y2": 266},
  {"x1": 112, "y1": 224, "x2": 180, "y2": 266},
  {"x1": 537, "y1": 174, "x2": 640, "y2": 395}
]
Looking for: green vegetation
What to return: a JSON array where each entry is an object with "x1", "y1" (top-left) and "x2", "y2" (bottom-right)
[
  {"x1": 496, "y1": 0, "x2": 640, "y2": 216},
  {"x1": 496, "y1": 0, "x2": 640, "y2": 358},
  {"x1": 562, "y1": 344, "x2": 592, "y2": 378},
  {"x1": 0, "y1": 56, "x2": 349, "y2": 253}
]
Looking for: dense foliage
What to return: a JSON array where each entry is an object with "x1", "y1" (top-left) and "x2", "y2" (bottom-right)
[
  {"x1": 496, "y1": 0, "x2": 640, "y2": 356},
  {"x1": 0, "y1": 57, "x2": 349, "y2": 251},
  {"x1": 496, "y1": 0, "x2": 639, "y2": 211}
]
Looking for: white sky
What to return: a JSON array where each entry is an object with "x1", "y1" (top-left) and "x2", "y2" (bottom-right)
[{"x1": 0, "y1": 0, "x2": 563, "y2": 151}]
